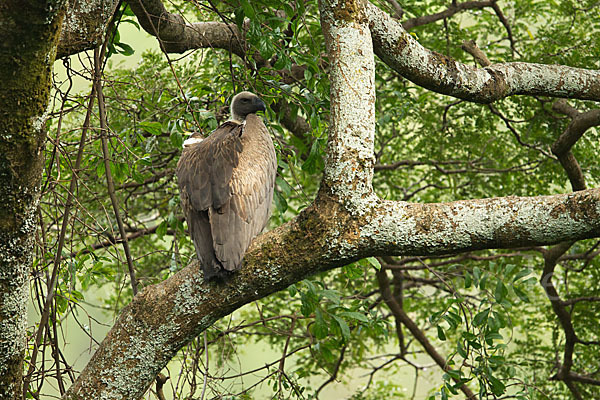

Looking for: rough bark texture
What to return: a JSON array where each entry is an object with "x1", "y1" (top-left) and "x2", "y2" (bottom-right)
[
  {"x1": 0, "y1": 1, "x2": 67, "y2": 398},
  {"x1": 57, "y1": 0, "x2": 120, "y2": 58},
  {"x1": 0, "y1": 0, "x2": 595, "y2": 398},
  {"x1": 319, "y1": 0, "x2": 377, "y2": 207}
]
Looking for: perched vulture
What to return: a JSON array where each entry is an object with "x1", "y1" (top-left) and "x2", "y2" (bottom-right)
[{"x1": 176, "y1": 92, "x2": 277, "y2": 280}]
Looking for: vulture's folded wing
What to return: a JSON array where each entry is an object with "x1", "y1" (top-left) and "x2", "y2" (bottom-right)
[
  {"x1": 209, "y1": 115, "x2": 277, "y2": 271},
  {"x1": 176, "y1": 121, "x2": 243, "y2": 213}
]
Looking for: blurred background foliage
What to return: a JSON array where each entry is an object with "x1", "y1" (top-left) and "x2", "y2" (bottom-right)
[{"x1": 33, "y1": 0, "x2": 600, "y2": 398}]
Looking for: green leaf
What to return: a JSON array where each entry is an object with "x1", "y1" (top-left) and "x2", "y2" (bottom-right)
[
  {"x1": 156, "y1": 220, "x2": 168, "y2": 238},
  {"x1": 139, "y1": 121, "x2": 163, "y2": 136},
  {"x1": 464, "y1": 272, "x2": 472, "y2": 288},
  {"x1": 474, "y1": 308, "x2": 490, "y2": 326},
  {"x1": 234, "y1": 8, "x2": 244, "y2": 28},
  {"x1": 275, "y1": 176, "x2": 292, "y2": 196},
  {"x1": 504, "y1": 263, "x2": 516, "y2": 276},
  {"x1": 300, "y1": 292, "x2": 316, "y2": 317},
  {"x1": 302, "y1": 140, "x2": 323, "y2": 174},
  {"x1": 513, "y1": 268, "x2": 533, "y2": 282},
  {"x1": 437, "y1": 325, "x2": 446, "y2": 341},
  {"x1": 314, "y1": 309, "x2": 328, "y2": 339},
  {"x1": 514, "y1": 286, "x2": 530, "y2": 303},
  {"x1": 96, "y1": 159, "x2": 105, "y2": 178},
  {"x1": 343, "y1": 263, "x2": 363, "y2": 279},
  {"x1": 321, "y1": 289, "x2": 341, "y2": 305},
  {"x1": 479, "y1": 273, "x2": 488, "y2": 290},
  {"x1": 494, "y1": 281, "x2": 508, "y2": 303},
  {"x1": 457, "y1": 340, "x2": 467, "y2": 358},
  {"x1": 485, "y1": 332, "x2": 503, "y2": 342},
  {"x1": 339, "y1": 311, "x2": 369, "y2": 323},
  {"x1": 365, "y1": 257, "x2": 381, "y2": 270},
  {"x1": 170, "y1": 129, "x2": 183, "y2": 148},
  {"x1": 273, "y1": 189, "x2": 288, "y2": 214},
  {"x1": 115, "y1": 42, "x2": 135, "y2": 56},
  {"x1": 120, "y1": 18, "x2": 140, "y2": 30},
  {"x1": 488, "y1": 374, "x2": 506, "y2": 396},
  {"x1": 331, "y1": 314, "x2": 350, "y2": 341},
  {"x1": 240, "y1": 0, "x2": 255, "y2": 19},
  {"x1": 287, "y1": 284, "x2": 297, "y2": 297}
]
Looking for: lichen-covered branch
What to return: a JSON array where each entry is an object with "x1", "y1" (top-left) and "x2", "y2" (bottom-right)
[
  {"x1": 319, "y1": 0, "x2": 377, "y2": 206},
  {"x1": 365, "y1": 1, "x2": 600, "y2": 103},
  {"x1": 358, "y1": 190, "x2": 600, "y2": 256},
  {"x1": 57, "y1": 0, "x2": 120, "y2": 58},
  {"x1": 62, "y1": 184, "x2": 600, "y2": 399}
]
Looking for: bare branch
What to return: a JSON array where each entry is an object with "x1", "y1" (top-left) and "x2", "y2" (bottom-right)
[
  {"x1": 376, "y1": 269, "x2": 476, "y2": 399},
  {"x1": 94, "y1": 48, "x2": 139, "y2": 295},
  {"x1": 461, "y1": 40, "x2": 491, "y2": 67},
  {"x1": 403, "y1": 0, "x2": 494, "y2": 30}
]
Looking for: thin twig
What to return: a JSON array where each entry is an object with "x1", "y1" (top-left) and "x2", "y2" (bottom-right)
[
  {"x1": 200, "y1": 331, "x2": 208, "y2": 400},
  {"x1": 94, "y1": 48, "x2": 139, "y2": 295}
]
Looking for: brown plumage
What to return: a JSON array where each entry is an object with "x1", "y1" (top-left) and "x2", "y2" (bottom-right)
[{"x1": 176, "y1": 92, "x2": 277, "y2": 280}]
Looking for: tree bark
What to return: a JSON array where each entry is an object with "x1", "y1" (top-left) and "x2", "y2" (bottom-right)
[
  {"x1": 0, "y1": 1, "x2": 67, "y2": 399},
  {"x1": 57, "y1": 0, "x2": 120, "y2": 58}
]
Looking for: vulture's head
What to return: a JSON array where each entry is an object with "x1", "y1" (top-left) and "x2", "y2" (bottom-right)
[{"x1": 230, "y1": 91, "x2": 266, "y2": 122}]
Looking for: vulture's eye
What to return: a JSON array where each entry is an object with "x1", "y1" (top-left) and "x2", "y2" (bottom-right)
[{"x1": 241, "y1": 98, "x2": 249, "y2": 103}]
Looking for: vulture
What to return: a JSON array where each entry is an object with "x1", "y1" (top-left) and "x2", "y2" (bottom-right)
[{"x1": 176, "y1": 92, "x2": 277, "y2": 280}]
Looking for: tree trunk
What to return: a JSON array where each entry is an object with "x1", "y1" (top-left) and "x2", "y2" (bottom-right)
[{"x1": 0, "y1": 1, "x2": 66, "y2": 398}]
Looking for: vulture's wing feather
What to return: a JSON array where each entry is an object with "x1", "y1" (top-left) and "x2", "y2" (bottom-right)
[
  {"x1": 176, "y1": 121, "x2": 243, "y2": 212},
  {"x1": 176, "y1": 121, "x2": 244, "y2": 279},
  {"x1": 186, "y1": 209, "x2": 222, "y2": 279},
  {"x1": 209, "y1": 114, "x2": 277, "y2": 271}
]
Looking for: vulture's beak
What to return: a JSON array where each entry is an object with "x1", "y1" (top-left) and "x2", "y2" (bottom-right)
[{"x1": 254, "y1": 97, "x2": 266, "y2": 113}]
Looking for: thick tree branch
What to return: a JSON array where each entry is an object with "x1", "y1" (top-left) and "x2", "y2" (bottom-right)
[
  {"x1": 365, "y1": 1, "x2": 600, "y2": 103},
  {"x1": 357, "y1": 190, "x2": 600, "y2": 257},
  {"x1": 126, "y1": 0, "x2": 247, "y2": 56},
  {"x1": 319, "y1": 0, "x2": 376, "y2": 205},
  {"x1": 57, "y1": 0, "x2": 120, "y2": 58},
  {"x1": 62, "y1": 183, "x2": 600, "y2": 399}
]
